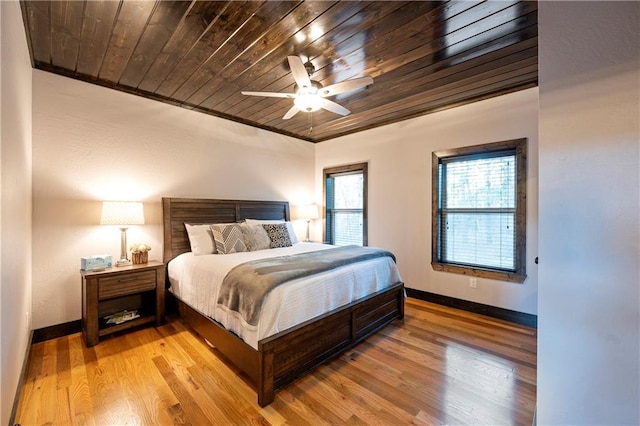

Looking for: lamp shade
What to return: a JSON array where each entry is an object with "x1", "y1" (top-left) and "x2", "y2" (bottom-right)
[
  {"x1": 100, "y1": 201, "x2": 145, "y2": 226},
  {"x1": 297, "y1": 204, "x2": 319, "y2": 221}
]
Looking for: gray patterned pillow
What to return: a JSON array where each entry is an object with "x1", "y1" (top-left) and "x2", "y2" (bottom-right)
[
  {"x1": 241, "y1": 224, "x2": 271, "y2": 251},
  {"x1": 262, "y1": 223, "x2": 292, "y2": 248},
  {"x1": 210, "y1": 224, "x2": 247, "y2": 254}
]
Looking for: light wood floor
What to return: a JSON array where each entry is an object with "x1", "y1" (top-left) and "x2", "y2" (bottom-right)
[{"x1": 15, "y1": 298, "x2": 537, "y2": 425}]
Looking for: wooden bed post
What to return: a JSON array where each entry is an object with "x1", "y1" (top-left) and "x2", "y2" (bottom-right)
[{"x1": 258, "y1": 349, "x2": 275, "y2": 407}]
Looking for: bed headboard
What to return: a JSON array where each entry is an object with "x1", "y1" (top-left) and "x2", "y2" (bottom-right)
[{"x1": 162, "y1": 197, "x2": 290, "y2": 263}]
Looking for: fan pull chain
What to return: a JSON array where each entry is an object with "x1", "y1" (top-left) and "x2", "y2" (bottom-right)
[{"x1": 308, "y1": 112, "x2": 313, "y2": 135}]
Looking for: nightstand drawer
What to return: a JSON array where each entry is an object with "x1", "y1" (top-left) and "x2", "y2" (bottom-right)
[{"x1": 98, "y1": 270, "x2": 157, "y2": 299}]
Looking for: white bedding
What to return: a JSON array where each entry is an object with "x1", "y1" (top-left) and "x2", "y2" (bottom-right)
[{"x1": 168, "y1": 242, "x2": 402, "y2": 349}]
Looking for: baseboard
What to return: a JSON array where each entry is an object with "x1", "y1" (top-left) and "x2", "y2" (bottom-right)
[
  {"x1": 406, "y1": 288, "x2": 537, "y2": 328},
  {"x1": 9, "y1": 329, "x2": 34, "y2": 426},
  {"x1": 32, "y1": 319, "x2": 82, "y2": 343}
]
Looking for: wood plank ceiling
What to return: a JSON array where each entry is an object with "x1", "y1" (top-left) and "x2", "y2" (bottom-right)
[{"x1": 20, "y1": 1, "x2": 538, "y2": 143}]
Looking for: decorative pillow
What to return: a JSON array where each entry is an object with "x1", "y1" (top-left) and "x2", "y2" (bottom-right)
[
  {"x1": 240, "y1": 224, "x2": 271, "y2": 251},
  {"x1": 244, "y1": 219, "x2": 299, "y2": 244},
  {"x1": 262, "y1": 223, "x2": 292, "y2": 248},
  {"x1": 185, "y1": 223, "x2": 216, "y2": 255},
  {"x1": 210, "y1": 224, "x2": 247, "y2": 254}
]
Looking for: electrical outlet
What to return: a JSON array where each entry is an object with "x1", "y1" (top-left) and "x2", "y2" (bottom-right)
[{"x1": 469, "y1": 278, "x2": 478, "y2": 288}]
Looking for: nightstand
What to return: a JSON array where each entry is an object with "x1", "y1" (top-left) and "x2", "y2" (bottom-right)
[{"x1": 81, "y1": 261, "x2": 165, "y2": 347}]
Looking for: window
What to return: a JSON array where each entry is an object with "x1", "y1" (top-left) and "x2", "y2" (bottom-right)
[
  {"x1": 324, "y1": 163, "x2": 367, "y2": 246},
  {"x1": 432, "y1": 139, "x2": 527, "y2": 282}
]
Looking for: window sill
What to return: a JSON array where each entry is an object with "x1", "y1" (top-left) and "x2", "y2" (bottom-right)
[{"x1": 431, "y1": 261, "x2": 526, "y2": 283}]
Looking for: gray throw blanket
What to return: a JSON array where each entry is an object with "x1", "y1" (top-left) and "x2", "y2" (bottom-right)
[{"x1": 217, "y1": 245, "x2": 396, "y2": 326}]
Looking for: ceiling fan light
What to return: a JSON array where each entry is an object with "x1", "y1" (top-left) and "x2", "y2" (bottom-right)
[{"x1": 294, "y1": 93, "x2": 323, "y2": 112}]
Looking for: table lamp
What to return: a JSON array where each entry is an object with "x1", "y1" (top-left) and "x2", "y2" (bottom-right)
[
  {"x1": 100, "y1": 201, "x2": 145, "y2": 267},
  {"x1": 298, "y1": 204, "x2": 319, "y2": 242}
]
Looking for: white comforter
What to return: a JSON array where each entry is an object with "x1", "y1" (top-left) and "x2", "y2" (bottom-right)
[{"x1": 168, "y1": 242, "x2": 402, "y2": 349}]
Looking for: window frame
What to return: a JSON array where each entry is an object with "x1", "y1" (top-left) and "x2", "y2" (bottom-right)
[
  {"x1": 323, "y1": 162, "x2": 368, "y2": 246},
  {"x1": 431, "y1": 138, "x2": 527, "y2": 283}
]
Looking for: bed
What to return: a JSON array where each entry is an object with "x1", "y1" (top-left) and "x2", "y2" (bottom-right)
[{"x1": 162, "y1": 197, "x2": 405, "y2": 406}]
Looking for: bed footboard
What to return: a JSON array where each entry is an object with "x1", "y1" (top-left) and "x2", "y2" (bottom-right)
[
  {"x1": 258, "y1": 282, "x2": 404, "y2": 405},
  {"x1": 172, "y1": 282, "x2": 404, "y2": 407}
]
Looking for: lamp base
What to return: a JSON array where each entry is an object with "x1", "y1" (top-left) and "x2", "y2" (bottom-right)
[{"x1": 116, "y1": 227, "x2": 131, "y2": 267}]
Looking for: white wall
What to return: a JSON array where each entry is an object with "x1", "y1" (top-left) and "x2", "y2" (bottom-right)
[
  {"x1": 32, "y1": 71, "x2": 315, "y2": 329},
  {"x1": 538, "y1": 2, "x2": 640, "y2": 424},
  {"x1": 0, "y1": 0, "x2": 33, "y2": 424},
  {"x1": 316, "y1": 88, "x2": 539, "y2": 315}
]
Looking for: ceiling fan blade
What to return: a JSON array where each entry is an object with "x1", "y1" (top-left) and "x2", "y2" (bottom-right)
[
  {"x1": 319, "y1": 76, "x2": 374, "y2": 97},
  {"x1": 241, "y1": 91, "x2": 294, "y2": 98},
  {"x1": 321, "y1": 99, "x2": 351, "y2": 116},
  {"x1": 287, "y1": 56, "x2": 312, "y2": 89},
  {"x1": 282, "y1": 105, "x2": 300, "y2": 120}
]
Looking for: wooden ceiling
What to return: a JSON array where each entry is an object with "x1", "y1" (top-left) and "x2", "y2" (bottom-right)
[{"x1": 20, "y1": 1, "x2": 538, "y2": 143}]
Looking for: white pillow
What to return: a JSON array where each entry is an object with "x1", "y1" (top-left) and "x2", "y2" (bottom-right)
[
  {"x1": 184, "y1": 223, "x2": 216, "y2": 255},
  {"x1": 244, "y1": 219, "x2": 299, "y2": 244}
]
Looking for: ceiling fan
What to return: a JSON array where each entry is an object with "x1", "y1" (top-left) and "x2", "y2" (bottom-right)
[{"x1": 241, "y1": 56, "x2": 373, "y2": 120}]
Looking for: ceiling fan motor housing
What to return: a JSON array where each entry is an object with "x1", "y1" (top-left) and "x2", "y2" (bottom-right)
[{"x1": 294, "y1": 80, "x2": 323, "y2": 93}]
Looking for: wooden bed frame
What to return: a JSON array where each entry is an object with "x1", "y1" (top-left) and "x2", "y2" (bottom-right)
[{"x1": 162, "y1": 197, "x2": 405, "y2": 406}]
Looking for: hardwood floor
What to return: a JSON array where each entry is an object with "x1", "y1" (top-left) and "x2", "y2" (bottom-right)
[{"x1": 15, "y1": 298, "x2": 537, "y2": 425}]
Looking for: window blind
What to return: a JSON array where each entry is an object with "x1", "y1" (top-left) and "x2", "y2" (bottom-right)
[
  {"x1": 326, "y1": 172, "x2": 364, "y2": 246},
  {"x1": 438, "y1": 151, "x2": 517, "y2": 271}
]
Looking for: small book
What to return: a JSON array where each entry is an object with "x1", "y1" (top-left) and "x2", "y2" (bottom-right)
[{"x1": 104, "y1": 310, "x2": 139, "y2": 325}]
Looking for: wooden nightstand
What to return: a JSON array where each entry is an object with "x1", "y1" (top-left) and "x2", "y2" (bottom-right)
[{"x1": 81, "y1": 261, "x2": 165, "y2": 347}]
